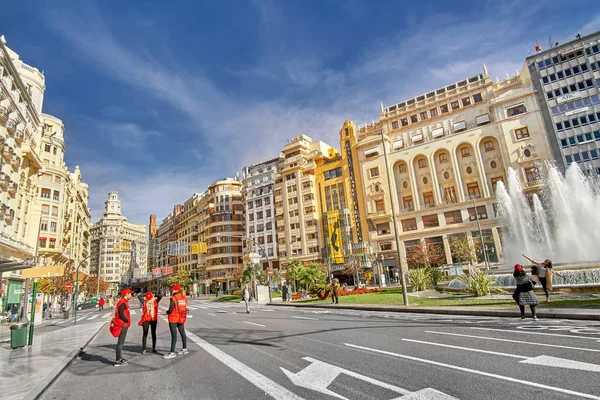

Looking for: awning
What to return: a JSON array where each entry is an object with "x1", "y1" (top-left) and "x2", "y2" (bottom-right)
[
  {"x1": 49, "y1": 238, "x2": 56, "y2": 242},
  {"x1": 476, "y1": 114, "x2": 490, "y2": 125},
  {"x1": 392, "y1": 139, "x2": 404, "y2": 149},
  {"x1": 412, "y1": 134, "x2": 423, "y2": 142},
  {"x1": 432, "y1": 127, "x2": 444, "y2": 138},
  {"x1": 39, "y1": 237, "x2": 47, "y2": 241},
  {"x1": 453, "y1": 121, "x2": 466, "y2": 131},
  {"x1": 364, "y1": 148, "x2": 379, "y2": 157}
]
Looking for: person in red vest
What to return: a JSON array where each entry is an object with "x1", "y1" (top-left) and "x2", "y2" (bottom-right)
[
  {"x1": 114, "y1": 288, "x2": 133, "y2": 367},
  {"x1": 140, "y1": 292, "x2": 162, "y2": 354},
  {"x1": 163, "y1": 285, "x2": 189, "y2": 359},
  {"x1": 98, "y1": 297, "x2": 105, "y2": 311}
]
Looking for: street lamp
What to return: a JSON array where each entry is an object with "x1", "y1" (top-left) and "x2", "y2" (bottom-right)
[
  {"x1": 73, "y1": 254, "x2": 93, "y2": 325},
  {"x1": 217, "y1": 232, "x2": 273, "y2": 304},
  {"x1": 380, "y1": 128, "x2": 409, "y2": 305},
  {"x1": 471, "y1": 196, "x2": 490, "y2": 270}
]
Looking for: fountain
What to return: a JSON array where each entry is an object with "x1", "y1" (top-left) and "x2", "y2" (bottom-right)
[{"x1": 446, "y1": 162, "x2": 600, "y2": 291}]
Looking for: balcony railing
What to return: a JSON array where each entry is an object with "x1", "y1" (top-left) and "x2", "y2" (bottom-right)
[
  {"x1": 0, "y1": 106, "x2": 7, "y2": 121},
  {"x1": 11, "y1": 155, "x2": 20, "y2": 168},
  {"x1": 2, "y1": 146, "x2": 12, "y2": 161},
  {"x1": 5, "y1": 208, "x2": 14, "y2": 223},
  {"x1": 423, "y1": 202, "x2": 437, "y2": 209},
  {"x1": 525, "y1": 179, "x2": 544, "y2": 188},
  {"x1": 15, "y1": 129, "x2": 24, "y2": 144},
  {"x1": 8, "y1": 182, "x2": 17, "y2": 196},
  {"x1": 6, "y1": 119, "x2": 17, "y2": 134},
  {"x1": 0, "y1": 173, "x2": 9, "y2": 188}
]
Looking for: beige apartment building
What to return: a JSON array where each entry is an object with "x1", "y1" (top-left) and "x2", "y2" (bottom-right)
[
  {"x1": 357, "y1": 65, "x2": 552, "y2": 268},
  {"x1": 275, "y1": 135, "x2": 334, "y2": 266}
]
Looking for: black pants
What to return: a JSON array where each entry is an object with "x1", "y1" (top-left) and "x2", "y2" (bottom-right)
[
  {"x1": 539, "y1": 277, "x2": 549, "y2": 298},
  {"x1": 142, "y1": 320, "x2": 158, "y2": 350},
  {"x1": 116, "y1": 326, "x2": 128, "y2": 361},
  {"x1": 519, "y1": 305, "x2": 537, "y2": 317},
  {"x1": 169, "y1": 323, "x2": 187, "y2": 352},
  {"x1": 331, "y1": 291, "x2": 339, "y2": 304}
]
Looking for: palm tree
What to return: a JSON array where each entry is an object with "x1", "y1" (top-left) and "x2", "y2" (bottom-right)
[{"x1": 285, "y1": 258, "x2": 303, "y2": 293}]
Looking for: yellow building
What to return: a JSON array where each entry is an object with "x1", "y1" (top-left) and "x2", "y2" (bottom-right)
[{"x1": 355, "y1": 65, "x2": 553, "y2": 271}]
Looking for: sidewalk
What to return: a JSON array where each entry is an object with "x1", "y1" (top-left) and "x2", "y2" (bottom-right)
[
  {"x1": 0, "y1": 321, "x2": 106, "y2": 400},
  {"x1": 270, "y1": 302, "x2": 600, "y2": 320}
]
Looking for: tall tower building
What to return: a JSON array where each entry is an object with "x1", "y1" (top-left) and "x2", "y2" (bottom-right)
[
  {"x1": 90, "y1": 191, "x2": 147, "y2": 294},
  {"x1": 147, "y1": 214, "x2": 159, "y2": 271}
]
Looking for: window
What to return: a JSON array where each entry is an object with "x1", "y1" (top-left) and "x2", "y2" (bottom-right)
[
  {"x1": 370, "y1": 167, "x2": 380, "y2": 178},
  {"x1": 399, "y1": 163, "x2": 407, "y2": 173},
  {"x1": 547, "y1": 91, "x2": 554, "y2": 100},
  {"x1": 40, "y1": 221, "x2": 48, "y2": 231},
  {"x1": 430, "y1": 108, "x2": 438, "y2": 117},
  {"x1": 50, "y1": 222, "x2": 57, "y2": 232},
  {"x1": 491, "y1": 177, "x2": 504, "y2": 192},
  {"x1": 468, "y1": 206, "x2": 488, "y2": 221},
  {"x1": 566, "y1": 155, "x2": 573, "y2": 164},
  {"x1": 48, "y1": 239, "x2": 56, "y2": 249},
  {"x1": 440, "y1": 104, "x2": 449, "y2": 113},
  {"x1": 41, "y1": 204, "x2": 49, "y2": 215},
  {"x1": 476, "y1": 114, "x2": 490, "y2": 126},
  {"x1": 423, "y1": 192, "x2": 435, "y2": 208},
  {"x1": 525, "y1": 167, "x2": 540, "y2": 183},
  {"x1": 52, "y1": 206, "x2": 58, "y2": 217},
  {"x1": 483, "y1": 140, "x2": 495, "y2": 152},
  {"x1": 420, "y1": 111, "x2": 428, "y2": 121},
  {"x1": 557, "y1": 71, "x2": 564, "y2": 79},
  {"x1": 438, "y1": 153, "x2": 448, "y2": 163},
  {"x1": 401, "y1": 118, "x2": 408, "y2": 127},
  {"x1": 556, "y1": 122, "x2": 563, "y2": 131},
  {"x1": 39, "y1": 238, "x2": 47, "y2": 248},
  {"x1": 578, "y1": 81, "x2": 585, "y2": 90},
  {"x1": 473, "y1": 93, "x2": 483, "y2": 103},
  {"x1": 582, "y1": 151, "x2": 590, "y2": 161},
  {"x1": 467, "y1": 182, "x2": 481, "y2": 199},
  {"x1": 542, "y1": 76, "x2": 549, "y2": 84},
  {"x1": 410, "y1": 115, "x2": 418, "y2": 123},
  {"x1": 591, "y1": 149, "x2": 599, "y2": 159},
  {"x1": 460, "y1": 147, "x2": 470, "y2": 158},
  {"x1": 462, "y1": 97, "x2": 471, "y2": 107},
  {"x1": 44, "y1": 144, "x2": 51, "y2": 152},
  {"x1": 560, "y1": 139, "x2": 568, "y2": 148},
  {"x1": 507, "y1": 104, "x2": 526, "y2": 117},
  {"x1": 451, "y1": 100, "x2": 460, "y2": 110},
  {"x1": 514, "y1": 127, "x2": 530, "y2": 140},
  {"x1": 375, "y1": 199, "x2": 385, "y2": 212},
  {"x1": 418, "y1": 159, "x2": 427, "y2": 168},
  {"x1": 549, "y1": 74, "x2": 556, "y2": 82},
  {"x1": 402, "y1": 197, "x2": 414, "y2": 211},
  {"x1": 392, "y1": 121, "x2": 399, "y2": 129},
  {"x1": 569, "y1": 137, "x2": 576, "y2": 145},
  {"x1": 565, "y1": 69, "x2": 572, "y2": 77},
  {"x1": 573, "y1": 65, "x2": 580, "y2": 74},
  {"x1": 324, "y1": 167, "x2": 343, "y2": 180},
  {"x1": 53, "y1": 190, "x2": 60, "y2": 201},
  {"x1": 41, "y1": 188, "x2": 51, "y2": 199}
]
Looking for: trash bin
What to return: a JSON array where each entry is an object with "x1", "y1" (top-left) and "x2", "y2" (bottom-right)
[
  {"x1": 63, "y1": 310, "x2": 69, "y2": 319},
  {"x1": 282, "y1": 285, "x2": 289, "y2": 302},
  {"x1": 10, "y1": 323, "x2": 29, "y2": 349}
]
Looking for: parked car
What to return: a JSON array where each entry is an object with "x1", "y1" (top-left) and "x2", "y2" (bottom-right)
[{"x1": 77, "y1": 301, "x2": 98, "y2": 311}]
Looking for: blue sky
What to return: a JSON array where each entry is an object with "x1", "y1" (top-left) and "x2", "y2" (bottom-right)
[{"x1": 1, "y1": 0, "x2": 599, "y2": 226}]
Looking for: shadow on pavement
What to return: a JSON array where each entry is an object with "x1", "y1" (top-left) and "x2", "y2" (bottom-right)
[{"x1": 78, "y1": 350, "x2": 114, "y2": 366}]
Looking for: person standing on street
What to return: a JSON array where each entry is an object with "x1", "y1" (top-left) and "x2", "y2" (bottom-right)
[
  {"x1": 114, "y1": 288, "x2": 133, "y2": 366},
  {"x1": 512, "y1": 264, "x2": 539, "y2": 320},
  {"x1": 98, "y1": 297, "x2": 105, "y2": 311},
  {"x1": 163, "y1": 285, "x2": 189, "y2": 359},
  {"x1": 331, "y1": 278, "x2": 340, "y2": 304},
  {"x1": 140, "y1": 292, "x2": 162, "y2": 354},
  {"x1": 242, "y1": 283, "x2": 251, "y2": 314},
  {"x1": 108, "y1": 297, "x2": 115, "y2": 310},
  {"x1": 522, "y1": 254, "x2": 564, "y2": 302}
]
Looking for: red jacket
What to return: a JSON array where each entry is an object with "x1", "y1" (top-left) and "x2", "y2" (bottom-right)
[
  {"x1": 98, "y1": 298, "x2": 105, "y2": 306},
  {"x1": 167, "y1": 293, "x2": 187, "y2": 324},
  {"x1": 142, "y1": 299, "x2": 159, "y2": 322},
  {"x1": 115, "y1": 298, "x2": 130, "y2": 328}
]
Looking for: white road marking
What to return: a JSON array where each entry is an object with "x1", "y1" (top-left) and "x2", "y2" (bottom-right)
[
  {"x1": 102, "y1": 313, "x2": 112, "y2": 319},
  {"x1": 185, "y1": 330, "x2": 305, "y2": 400},
  {"x1": 345, "y1": 343, "x2": 600, "y2": 400},
  {"x1": 244, "y1": 321, "x2": 266, "y2": 327},
  {"x1": 207, "y1": 313, "x2": 216, "y2": 316},
  {"x1": 402, "y1": 339, "x2": 525, "y2": 359},
  {"x1": 130, "y1": 310, "x2": 137, "y2": 315},
  {"x1": 292, "y1": 316, "x2": 318, "y2": 321},
  {"x1": 56, "y1": 319, "x2": 69, "y2": 324},
  {"x1": 87, "y1": 314, "x2": 100, "y2": 320},
  {"x1": 472, "y1": 327, "x2": 600, "y2": 341},
  {"x1": 426, "y1": 331, "x2": 600, "y2": 353}
]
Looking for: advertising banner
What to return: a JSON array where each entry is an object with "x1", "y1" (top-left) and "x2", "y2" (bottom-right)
[{"x1": 326, "y1": 210, "x2": 344, "y2": 264}]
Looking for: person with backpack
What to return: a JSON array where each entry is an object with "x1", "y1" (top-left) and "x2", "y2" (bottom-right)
[
  {"x1": 163, "y1": 285, "x2": 189, "y2": 359},
  {"x1": 98, "y1": 297, "x2": 105, "y2": 311},
  {"x1": 140, "y1": 292, "x2": 162, "y2": 354},
  {"x1": 113, "y1": 288, "x2": 133, "y2": 367}
]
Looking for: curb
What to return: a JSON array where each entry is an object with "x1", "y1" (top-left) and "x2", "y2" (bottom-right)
[
  {"x1": 26, "y1": 322, "x2": 107, "y2": 400},
  {"x1": 268, "y1": 303, "x2": 600, "y2": 321}
]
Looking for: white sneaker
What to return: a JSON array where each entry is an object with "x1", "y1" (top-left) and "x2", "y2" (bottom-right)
[
  {"x1": 178, "y1": 348, "x2": 189, "y2": 355},
  {"x1": 163, "y1": 352, "x2": 177, "y2": 359}
]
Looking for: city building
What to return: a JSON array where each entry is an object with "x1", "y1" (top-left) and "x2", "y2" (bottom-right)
[
  {"x1": 274, "y1": 135, "x2": 334, "y2": 266},
  {"x1": 526, "y1": 31, "x2": 600, "y2": 174},
  {"x1": 90, "y1": 192, "x2": 147, "y2": 294},
  {"x1": 314, "y1": 121, "x2": 373, "y2": 280},
  {"x1": 356, "y1": 65, "x2": 552, "y2": 269},
  {"x1": 242, "y1": 156, "x2": 282, "y2": 270},
  {"x1": 64, "y1": 166, "x2": 91, "y2": 274},
  {"x1": 147, "y1": 214, "x2": 159, "y2": 271}
]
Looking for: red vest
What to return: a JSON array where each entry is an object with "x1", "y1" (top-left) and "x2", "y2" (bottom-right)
[
  {"x1": 168, "y1": 293, "x2": 187, "y2": 324},
  {"x1": 115, "y1": 298, "x2": 131, "y2": 328},
  {"x1": 142, "y1": 299, "x2": 159, "y2": 322}
]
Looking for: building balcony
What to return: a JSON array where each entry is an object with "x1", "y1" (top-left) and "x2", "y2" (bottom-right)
[
  {"x1": 422, "y1": 202, "x2": 436, "y2": 209},
  {"x1": 2, "y1": 146, "x2": 13, "y2": 162},
  {"x1": 5, "y1": 208, "x2": 14, "y2": 224},
  {"x1": 0, "y1": 106, "x2": 8, "y2": 122},
  {"x1": 14, "y1": 129, "x2": 24, "y2": 145},
  {"x1": 0, "y1": 173, "x2": 9, "y2": 188},
  {"x1": 6, "y1": 118, "x2": 17, "y2": 134},
  {"x1": 0, "y1": 203, "x2": 6, "y2": 217},
  {"x1": 11, "y1": 155, "x2": 20, "y2": 169},
  {"x1": 8, "y1": 182, "x2": 17, "y2": 196},
  {"x1": 0, "y1": 141, "x2": 5, "y2": 153},
  {"x1": 368, "y1": 210, "x2": 388, "y2": 218},
  {"x1": 525, "y1": 179, "x2": 544, "y2": 189}
]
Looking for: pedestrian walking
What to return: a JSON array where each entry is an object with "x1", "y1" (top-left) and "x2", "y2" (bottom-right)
[
  {"x1": 137, "y1": 292, "x2": 145, "y2": 308},
  {"x1": 512, "y1": 264, "x2": 539, "y2": 320},
  {"x1": 98, "y1": 297, "x2": 105, "y2": 311},
  {"x1": 242, "y1": 283, "x2": 251, "y2": 314},
  {"x1": 522, "y1": 254, "x2": 564, "y2": 302},
  {"x1": 331, "y1": 278, "x2": 340, "y2": 304},
  {"x1": 114, "y1": 288, "x2": 133, "y2": 367},
  {"x1": 163, "y1": 285, "x2": 189, "y2": 359},
  {"x1": 140, "y1": 292, "x2": 162, "y2": 354},
  {"x1": 108, "y1": 297, "x2": 115, "y2": 310}
]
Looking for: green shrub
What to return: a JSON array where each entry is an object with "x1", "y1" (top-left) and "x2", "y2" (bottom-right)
[
  {"x1": 407, "y1": 267, "x2": 432, "y2": 291},
  {"x1": 430, "y1": 267, "x2": 445, "y2": 286},
  {"x1": 460, "y1": 270, "x2": 496, "y2": 297}
]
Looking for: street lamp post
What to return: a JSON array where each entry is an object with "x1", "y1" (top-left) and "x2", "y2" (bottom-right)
[
  {"x1": 380, "y1": 129, "x2": 409, "y2": 305},
  {"x1": 73, "y1": 254, "x2": 93, "y2": 325},
  {"x1": 471, "y1": 196, "x2": 490, "y2": 270}
]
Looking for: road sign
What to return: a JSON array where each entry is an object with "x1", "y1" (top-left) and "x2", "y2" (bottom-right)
[
  {"x1": 65, "y1": 283, "x2": 73, "y2": 290},
  {"x1": 267, "y1": 269, "x2": 273, "y2": 276}
]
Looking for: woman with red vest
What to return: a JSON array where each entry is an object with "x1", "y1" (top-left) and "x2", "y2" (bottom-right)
[
  {"x1": 140, "y1": 292, "x2": 162, "y2": 354},
  {"x1": 114, "y1": 288, "x2": 133, "y2": 367},
  {"x1": 163, "y1": 285, "x2": 188, "y2": 359}
]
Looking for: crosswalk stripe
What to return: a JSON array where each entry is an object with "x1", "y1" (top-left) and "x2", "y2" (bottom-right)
[
  {"x1": 130, "y1": 310, "x2": 137, "y2": 315},
  {"x1": 102, "y1": 313, "x2": 112, "y2": 319},
  {"x1": 87, "y1": 315, "x2": 100, "y2": 320}
]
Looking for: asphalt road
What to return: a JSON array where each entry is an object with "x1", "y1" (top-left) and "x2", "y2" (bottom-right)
[{"x1": 41, "y1": 299, "x2": 600, "y2": 400}]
